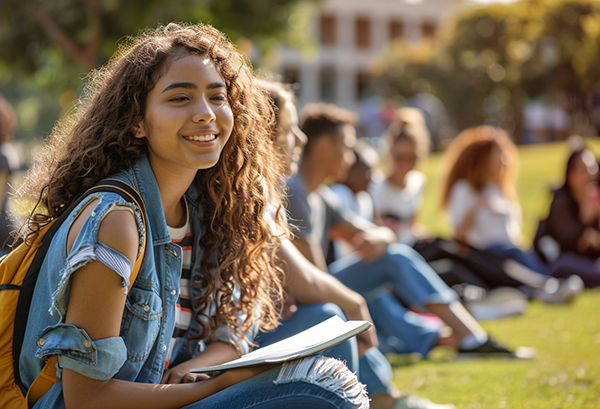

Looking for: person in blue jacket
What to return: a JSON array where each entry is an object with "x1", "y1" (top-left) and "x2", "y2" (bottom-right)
[{"x1": 16, "y1": 23, "x2": 367, "y2": 409}]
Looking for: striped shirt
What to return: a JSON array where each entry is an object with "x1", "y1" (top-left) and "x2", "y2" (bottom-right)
[{"x1": 164, "y1": 211, "x2": 193, "y2": 370}]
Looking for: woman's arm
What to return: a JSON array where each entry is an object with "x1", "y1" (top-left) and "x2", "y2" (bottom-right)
[
  {"x1": 161, "y1": 341, "x2": 240, "y2": 384},
  {"x1": 279, "y1": 239, "x2": 378, "y2": 355},
  {"x1": 61, "y1": 209, "x2": 270, "y2": 409}
]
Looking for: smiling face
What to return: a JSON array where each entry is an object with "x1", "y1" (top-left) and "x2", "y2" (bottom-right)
[{"x1": 137, "y1": 52, "x2": 234, "y2": 181}]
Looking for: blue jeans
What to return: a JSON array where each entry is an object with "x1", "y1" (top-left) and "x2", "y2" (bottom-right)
[
  {"x1": 35, "y1": 356, "x2": 368, "y2": 409},
  {"x1": 256, "y1": 302, "x2": 393, "y2": 398},
  {"x1": 550, "y1": 251, "x2": 600, "y2": 288},
  {"x1": 486, "y1": 244, "x2": 550, "y2": 276},
  {"x1": 368, "y1": 290, "x2": 442, "y2": 356},
  {"x1": 328, "y1": 243, "x2": 457, "y2": 356}
]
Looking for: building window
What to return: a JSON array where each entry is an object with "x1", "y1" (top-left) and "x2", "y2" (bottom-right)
[
  {"x1": 389, "y1": 19, "x2": 404, "y2": 40},
  {"x1": 355, "y1": 17, "x2": 371, "y2": 49},
  {"x1": 320, "y1": 15, "x2": 337, "y2": 45},
  {"x1": 282, "y1": 67, "x2": 301, "y2": 98},
  {"x1": 356, "y1": 72, "x2": 371, "y2": 100},
  {"x1": 422, "y1": 21, "x2": 436, "y2": 38},
  {"x1": 320, "y1": 66, "x2": 336, "y2": 102}
]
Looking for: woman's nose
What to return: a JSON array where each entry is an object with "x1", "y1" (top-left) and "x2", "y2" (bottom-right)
[{"x1": 192, "y1": 97, "x2": 216, "y2": 123}]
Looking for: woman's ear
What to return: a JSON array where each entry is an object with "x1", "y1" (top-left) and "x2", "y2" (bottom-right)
[{"x1": 134, "y1": 122, "x2": 146, "y2": 139}]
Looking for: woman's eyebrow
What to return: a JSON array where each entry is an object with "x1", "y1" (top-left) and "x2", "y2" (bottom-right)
[
  {"x1": 207, "y1": 82, "x2": 226, "y2": 90},
  {"x1": 162, "y1": 82, "x2": 197, "y2": 93},
  {"x1": 161, "y1": 81, "x2": 225, "y2": 93}
]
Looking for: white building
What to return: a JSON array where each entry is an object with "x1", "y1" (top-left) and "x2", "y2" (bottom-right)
[{"x1": 277, "y1": 0, "x2": 463, "y2": 112}]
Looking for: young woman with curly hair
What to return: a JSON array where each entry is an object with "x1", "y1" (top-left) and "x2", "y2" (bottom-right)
[
  {"x1": 16, "y1": 23, "x2": 367, "y2": 409},
  {"x1": 441, "y1": 126, "x2": 583, "y2": 304}
]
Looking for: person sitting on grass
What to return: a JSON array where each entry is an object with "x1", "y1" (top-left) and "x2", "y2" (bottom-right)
[
  {"x1": 14, "y1": 24, "x2": 367, "y2": 409},
  {"x1": 257, "y1": 80, "x2": 457, "y2": 409},
  {"x1": 441, "y1": 126, "x2": 584, "y2": 304},
  {"x1": 286, "y1": 102, "x2": 526, "y2": 361},
  {"x1": 534, "y1": 142, "x2": 600, "y2": 287}
]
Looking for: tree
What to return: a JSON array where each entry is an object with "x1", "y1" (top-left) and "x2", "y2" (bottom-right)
[
  {"x1": 378, "y1": 0, "x2": 600, "y2": 141},
  {"x1": 0, "y1": 0, "x2": 317, "y2": 140}
]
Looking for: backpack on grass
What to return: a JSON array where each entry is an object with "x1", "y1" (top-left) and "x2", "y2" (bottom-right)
[{"x1": 0, "y1": 178, "x2": 146, "y2": 409}]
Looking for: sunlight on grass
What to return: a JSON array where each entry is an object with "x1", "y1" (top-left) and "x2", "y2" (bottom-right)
[
  {"x1": 390, "y1": 289, "x2": 600, "y2": 408},
  {"x1": 391, "y1": 139, "x2": 600, "y2": 408}
]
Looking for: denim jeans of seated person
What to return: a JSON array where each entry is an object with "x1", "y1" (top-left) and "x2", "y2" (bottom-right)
[
  {"x1": 33, "y1": 356, "x2": 369, "y2": 409},
  {"x1": 256, "y1": 302, "x2": 394, "y2": 398}
]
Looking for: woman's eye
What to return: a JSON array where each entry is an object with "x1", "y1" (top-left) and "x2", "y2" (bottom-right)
[
  {"x1": 169, "y1": 96, "x2": 190, "y2": 103},
  {"x1": 211, "y1": 94, "x2": 227, "y2": 102}
]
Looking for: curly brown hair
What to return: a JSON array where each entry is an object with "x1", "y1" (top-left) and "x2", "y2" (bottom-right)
[
  {"x1": 441, "y1": 126, "x2": 517, "y2": 209},
  {"x1": 17, "y1": 23, "x2": 288, "y2": 351}
]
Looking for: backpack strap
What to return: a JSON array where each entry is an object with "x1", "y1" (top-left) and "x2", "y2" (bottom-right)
[{"x1": 14, "y1": 179, "x2": 146, "y2": 408}]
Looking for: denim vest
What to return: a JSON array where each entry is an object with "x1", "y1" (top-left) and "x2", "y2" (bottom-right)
[{"x1": 20, "y1": 155, "x2": 257, "y2": 395}]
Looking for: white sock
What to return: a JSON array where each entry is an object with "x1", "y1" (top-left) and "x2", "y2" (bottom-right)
[{"x1": 460, "y1": 332, "x2": 489, "y2": 350}]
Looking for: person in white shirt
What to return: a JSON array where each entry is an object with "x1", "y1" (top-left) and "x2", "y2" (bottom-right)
[
  {"x1": 441, "y1": 126, "x2": 583, "y2": 303},
  {"x1": 370, "y1": 108, "x2": 430, "y2": 246}
]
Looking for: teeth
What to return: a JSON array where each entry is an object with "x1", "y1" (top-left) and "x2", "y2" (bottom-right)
[{"x1": 186, "y1": 134, "x2": 216, "y2": 142}]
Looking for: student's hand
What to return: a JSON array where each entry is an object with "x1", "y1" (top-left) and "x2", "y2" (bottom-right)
[
  {"x1": 162, "y1": 362, "x2": 211, "y2": 384},
  {"x1": 344, "y1": 300, "x2": 378, "y2": 356},
  {"x1": 215, "y1": 364, "x2": 281, "y2": 386},
  {"x1": 342, "y1": 291, "x2": 378, "y2": 355},
  {"x1": 351, "y1": 231, "x2": 389, "y2": 261},
  {"x1": 162, "y1": 341, "x2": 240, "y2": 384}
]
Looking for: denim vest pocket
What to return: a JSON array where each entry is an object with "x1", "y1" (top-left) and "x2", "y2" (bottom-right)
[{"x1": 121, "y1": 287, "x2": 163, "y2": 362}]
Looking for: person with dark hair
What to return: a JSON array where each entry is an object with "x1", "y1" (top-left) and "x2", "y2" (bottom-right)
[
  {"x1": 15, "y1": 24, "x2": 367, "y2": 409},
  {"x1": 286, "y1": 102, "x2": 528, "y2": 368},
  {"x1": 259, "y1": 81, "x2": 458, "y2": 409},
  {"x1": 0, "y1": 95, "x2": 20, "y2": 254},
  {"x1": 534, "y1": 145, "x2": 600, "y2": 287}
]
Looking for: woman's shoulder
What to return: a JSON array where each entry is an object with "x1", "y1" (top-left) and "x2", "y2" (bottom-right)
[{"x1": 450, "y1": 179, "x2": 473, "y2": 196}]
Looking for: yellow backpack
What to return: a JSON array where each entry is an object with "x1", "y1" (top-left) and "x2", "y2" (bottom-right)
[{"x1": 0, "y1": 178, "x2": 146, "y2": 408}]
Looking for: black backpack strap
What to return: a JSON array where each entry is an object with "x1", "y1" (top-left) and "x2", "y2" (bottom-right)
[{"x1": 12, "y1": 178, "x2": 146, "y2": 394}]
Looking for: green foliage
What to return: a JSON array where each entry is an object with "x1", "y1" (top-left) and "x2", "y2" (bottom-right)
[
  {"x1": 380, "y1": 0, "x2": 600, "y2": 139},
  {"x1": 0, "y1": 0, "x2": 318, "y2": 141},
  {"x1": 0, "y1": 0, "x2": 315, "y2": 87}
]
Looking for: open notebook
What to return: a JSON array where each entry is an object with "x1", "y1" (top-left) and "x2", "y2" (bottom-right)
[{"x1": 191, "y1": 316, "x2": 371, "y2": 373}]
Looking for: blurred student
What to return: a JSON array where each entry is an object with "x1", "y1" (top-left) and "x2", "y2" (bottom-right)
[
  {"x1": 259, "y1": 81, "x2": 456, "y2": 409},
  {"x1": 534, "y1": 144, "x2": 600, "y2": 287},
  {"x1": 441, "y1": 126, "x2": 583, "y2": 303},
  {"x1": 0, "y1": 95, "x2": 20, "y2": 255},
  {"x1": 287, "y1": 102, "x2": 525, "y2": 362},
  {"x1": 370, "y1": 108, "x2": 430, "y2": 246}
]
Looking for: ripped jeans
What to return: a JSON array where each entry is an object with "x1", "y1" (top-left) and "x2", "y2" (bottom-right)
[
  {"x1": 184, "y1": 357, "x2": 368, "y2": 409},
  {"x1": 34, "y1": 356, "x2": 369, "y2": 409}
]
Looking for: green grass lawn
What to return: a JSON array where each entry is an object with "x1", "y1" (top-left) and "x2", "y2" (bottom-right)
[
  {"x1": 389, "y1": 289, "x2": 600, "y2": 408},
  {"x1": 388, "y1": 139, "x2": 600, "y2": 408}
]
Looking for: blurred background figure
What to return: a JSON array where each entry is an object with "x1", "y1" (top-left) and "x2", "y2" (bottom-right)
[
  {"x1": 440, "y1": 126, "x2": 583, "y2": 305},
  {"x1": 370, "y1": 107, "x2": 430, "y2": 246},
  {"x1": 0, "y1": 95, "x2": 20, "y2": 255},
  {"x1": 406, "y1": 80, "x2": 453, "y2": 151},
  {"x1": 534, "y1": 139, "x2": 600, "y2": 287}
]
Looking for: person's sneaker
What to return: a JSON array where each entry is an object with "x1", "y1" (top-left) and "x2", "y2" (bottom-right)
[
  {"x1": 392, "y1": 394, "x2": 456, "y2": 409},
  {"x1": 465, "y1": 287, "x2": 529, "y2": 320},
  {"x1": 535, "y1": 275, "x2": 584, "y2": 304},
  {"x1": 457, "y1": 338, "x2": 536, "y2": 359}
]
